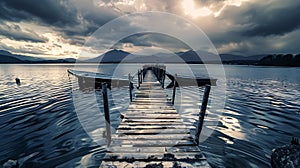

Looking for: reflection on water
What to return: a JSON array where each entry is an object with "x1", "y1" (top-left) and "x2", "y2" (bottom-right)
[{"x1": 0, "y1": 64, "x2": 299, "y2": 168}]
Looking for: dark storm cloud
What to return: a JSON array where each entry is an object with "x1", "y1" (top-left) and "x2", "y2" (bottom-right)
[
  {"x1": 203, "y1": 0, "x2": 300, "y2": 54},
  {"x1": 1, "y1": 0, "x2": 78, "y2": 26},
  {"x1": 61, "y1": 0, "x2": 119, "y2": 38},
  {"x1": 216, "y1": 1, "x2": 300, "y2": 38},
  {"x1": 0, "y1": 2, "x2": 30, "y2": 23},
  {"x1": 67, "y1": 36, "x2": 87, "y2": 46},
  {"x1": 242, "y1": 2, "x2": 300, "y2": 36},
  {"x1": 0, "y1": 0, "x2": 119, "y2": 40},
  {"x1": 0, "y1": 23, "x2": 48, "y2": 43},
  {"x1": 118, "y1": 34, "x2": 154, "y2": 47},
  {"x1": 116, "y1": 33, "x2": 190, "y2": 51},
  {"x1": 0, "y1": 42, "x2": 47, "y2": 55}
]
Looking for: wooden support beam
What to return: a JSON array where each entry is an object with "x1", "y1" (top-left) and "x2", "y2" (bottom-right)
[
  {"x1": 102, "y1": 82, "x2": 111, "y2": 147},
  {"x1": 171, "y1": 74, "x2": 177, "y2": 105},
  {"x1": 195, "y1": 85, "x2": 211, "y2": 145}
]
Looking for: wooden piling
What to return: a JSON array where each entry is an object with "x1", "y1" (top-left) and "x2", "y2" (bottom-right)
[
  {"x1": 161, "y1": 69, "x2": 165, "y2": 88},
  {"x1": 195, "y1": 85, "x2": 211, "y2": 145},
  {"x1": 137, "y1": 70, "x2": 141, "y2": 89},
  {"x1": 102, "y1": 82, "x2": 111, "y2": 147},
  {"x1": 171, "y1": 74, "x2": 177, "y2": 105},
  {"x1": 128, "y1": 73, "x2": 133, "y2": 102},
  {"x1": 140, "y1": 69, "x2": 143, "y2": 84}
]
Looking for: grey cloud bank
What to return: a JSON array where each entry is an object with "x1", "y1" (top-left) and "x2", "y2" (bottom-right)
[{"x1": 0, "y1": 0, "x2": 299, "y2": 58}]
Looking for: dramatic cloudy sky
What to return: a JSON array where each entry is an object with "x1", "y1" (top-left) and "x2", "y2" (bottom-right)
[{"x1": 0, "y1": 0, "x2": 299, "y2": 58}]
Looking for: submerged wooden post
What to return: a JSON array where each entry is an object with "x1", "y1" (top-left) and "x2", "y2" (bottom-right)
[
  {"x1": 195, "y1": 85, "x2": 211, "y2": 145},
  {"x1": 137, "y1": 70, "x2": 140, "y2": 89},
  {"x1": 141, "y1": 69, "x2": 143, "y2": 83},
  {"x1": 102, "y1": 82, "x2": 111, "y2": 147},
  {"x1": 128, "y1": 73, "x2": 133, "y2": 102},
  {"x1": 171, "y1": 74, "x2": 177, "y2": 105},
  {"x1": 162, "y1": 69, "x2": 165, "y2": 88},
  {"x1": 157, "y1": 67, "x2": 160, "y2": 81},
  {"x1": 15, "y1": 78, "x2": 21, "y2": 85}
]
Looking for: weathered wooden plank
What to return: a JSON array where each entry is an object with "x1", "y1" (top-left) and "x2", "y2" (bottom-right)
[
  {"x1": 128, "y1": 104, "x2": 175, "y2": 109},
  {"x1": 132, "y1": 95, "x2": 167, "y2": 98},
  {"x1": 103, "y1": 152, "x2": 206, "y2": 161},
  {"x1": 111, "y1": 134, "x2": 194, "y2": 140},
  {"x1": 122, "y1": 115, "x2": 180, "y2": 119},
  {"x1": 123, "y1": 119, "x2": 183, "y2": 123},
  {"x1": 126, "y1": 108, "x2": 176, "y2": 111},
  {"x1": 100, "y1": 160, "x2": 210, "y2": 168},
  {"x1": 119, "y1": 121, "x2": 194, "y2": 127},
  {"x1": 124, "y1": 113, "x2": 179, "y2": 116},
  {"x1": 111, "y1": 139, "x2": 196, "y2": 147},
  {"x1": 106, "y1": 146, "x2": 202, "y2": 153},
  {"x1": 117, "y1": 125, "x2": 194, "y2": 130},
  {"x1": 130, "y1": 100, "x2": 168, "y2": 103},
  {"x1": 116, "y1": 128, "x2": 190, "y2": 135},
  {"x1": 123, "y1": 111, "x2": 178, "y2": 115}
]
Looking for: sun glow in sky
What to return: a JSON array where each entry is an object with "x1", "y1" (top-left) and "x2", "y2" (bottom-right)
[
  {"x1": 182, "y1": 0, "x2": 212, "y2": 18},
  {"x1": 182, "y1": 0, "x2": 249, "y2": 18}
]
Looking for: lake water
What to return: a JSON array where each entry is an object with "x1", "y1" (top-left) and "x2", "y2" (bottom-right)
[{"x1": 0, "y1": 64, "x2": 299, "y2": 168}]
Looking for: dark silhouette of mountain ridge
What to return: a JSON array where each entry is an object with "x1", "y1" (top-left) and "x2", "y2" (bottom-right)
[{"x1": 0, "y1": 50, "x2": 76, "y2": 63}]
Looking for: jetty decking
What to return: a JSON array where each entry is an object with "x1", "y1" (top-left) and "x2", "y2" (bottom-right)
[{"x1": 100, "y1": 70, "x2": 211, "y2": 168}]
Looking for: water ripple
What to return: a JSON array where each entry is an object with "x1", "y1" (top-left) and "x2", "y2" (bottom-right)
[{"x1": 0, "y1": 64, "x2": 299, "y2": 168}]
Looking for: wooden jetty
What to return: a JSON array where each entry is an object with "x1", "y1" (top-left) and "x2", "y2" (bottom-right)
[
  {"x1": 100, "y1": 68, "x2": 212, "y2": 168},
  {"x1": 68, "y1": 65, "x2": 215, "y2": 167}
]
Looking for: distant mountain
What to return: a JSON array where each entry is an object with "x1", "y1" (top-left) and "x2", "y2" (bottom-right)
[
  {"x1": 0, "y1": 50, "x2": 76, "y2": 63},
  {"x1": 178, "y1": 50, "x2": 203, "y2": 63},
  {"x1": 244, "y1": 54, "x2": 268, "y2": 61},
  {"x1": 48, "y1": 58, "x2": 76, "y2": 63},
  {"x1": 63, "y1": 58, "x2": 76, "y2": 62},
  {"x1": 219, "y1": 54, "x2": 268, "y2": 64},
  {"x1": 0, "y1": 54, "x2": 23, "y2": 63},
  {"x1": 0, "y1": 49, "x2": 275, "y2": 64},
  {"x1": 0, "y1": 50, "x2": 44, "y2": 62},
  {"x1": 220, "y1": 54, "x2": 267, "y2": 61},
  {"x1": 258, "y1": 54, "x2": 300, "y2": 67},
  {"x1": 219, "y1": 54, "x2": 245, "y2": 61},
  {"x1": 83, "y1": 49, "x2": 267, "y2": 64},
  {"x1": 85, "y1": 49, "x2": 131, "y2": 63},
  {"x1": 0, "y1": 50, "x2": 12, "y2": 56}
]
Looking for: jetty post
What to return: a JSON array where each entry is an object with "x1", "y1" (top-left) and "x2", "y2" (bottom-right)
[
  {"x1": 137, "y1": 70, "x2": 141, "y2": 89},
  {"x1": 102, "y1": 82, "x2": 111, "y2": 147},
  {"x1": 141, "y1": 69, "x2": 143, "y2": 84},
  {"x1": 171, "y1": 74, "x2": 177, "y2": 105},
  {"x1": 195, "y1": 85, "x2": 211, "y2": 145},
  {"x1": 161, "y1": 69, "x2": 165, "y2": 88},
  {"x1": 15, "y1": 78, "x2": 21, "y2": 85},
  {"x1": 156, "y1": 65, "x2": 160, "y2": 81},
  {"x1": 128, "y1": 73, "x2": 133, "y2": 102},
  {"x1": 141, "y1": 69, "x2": 144, "y2": 83}
]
